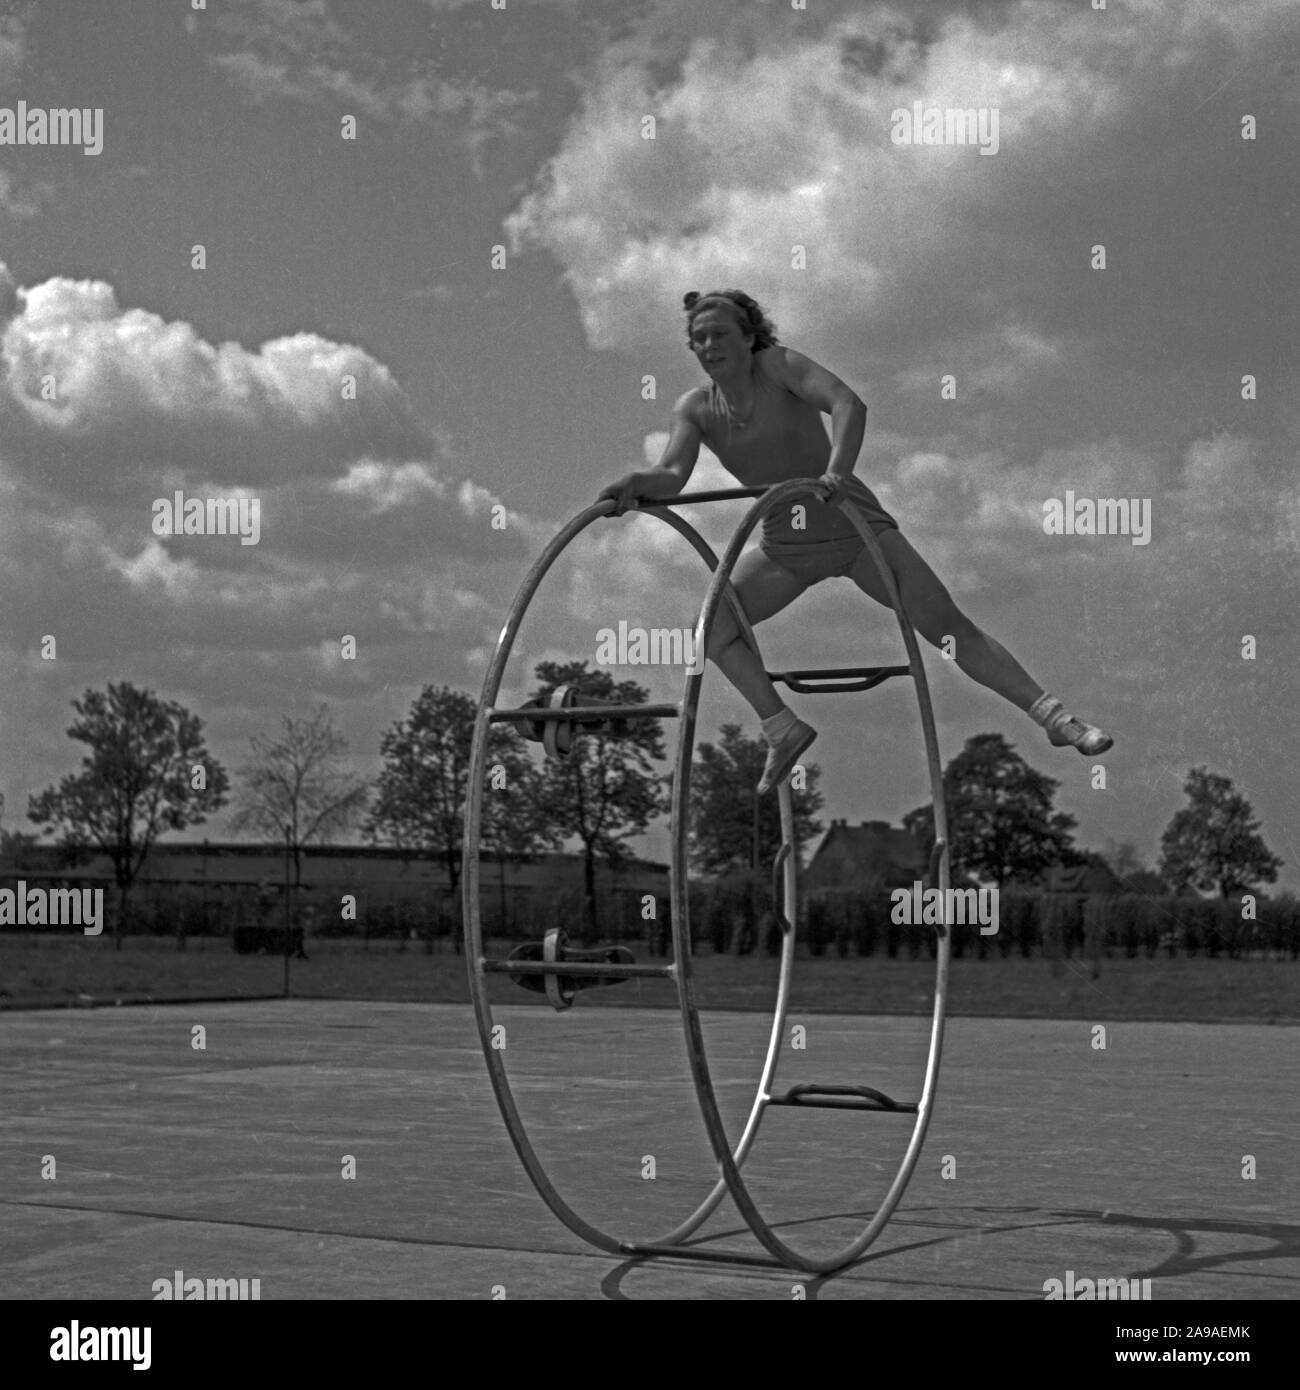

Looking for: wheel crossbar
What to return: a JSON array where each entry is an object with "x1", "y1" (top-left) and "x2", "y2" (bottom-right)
[
  {"x1": 643, "y1": 486, "x2": 766, "y2": 505},
  {"x1": 481, "y1": 958, "x2": 675, "y2": 981},
  {"x1": 620, "y1": 1242, "x2": 789, "y2": 1269},
  {"x1": 489, "y1": 702, "x2": 680, "y2": 723}
]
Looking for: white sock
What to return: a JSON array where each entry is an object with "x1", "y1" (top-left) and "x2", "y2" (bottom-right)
[
  {"x1": 1027, "y1": 693, "x2": 1067, "y2": 730},
  {"x1": 760, "y1": 706, "x2": 797, "y2": 744}
]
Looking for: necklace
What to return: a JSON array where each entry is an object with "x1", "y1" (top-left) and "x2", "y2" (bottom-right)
[{"x1": 719, "y1": 373, "x2": 758, "y2": 430}]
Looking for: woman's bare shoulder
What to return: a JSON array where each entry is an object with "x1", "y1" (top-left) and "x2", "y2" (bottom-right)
[
  {"x1": 754, "y1": 343, "x2": 810, "y2": 385},
  {"x1": 676, "y1": 384, "x2": 713, "y2": 429},
  {"x1": 753, "y1": 344, "x2": 791, "y2": 373},
  {"x1": 756, "y1": 344, "x2": 857, "y2": 412}
]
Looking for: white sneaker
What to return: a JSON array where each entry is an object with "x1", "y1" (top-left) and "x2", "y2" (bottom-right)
[
  {"x1": 757, "y1": 718, "x2": 818, "y2": 794},
  {"x1": 1047, "y1": 715, "x2": 1113, "y2": 756}
]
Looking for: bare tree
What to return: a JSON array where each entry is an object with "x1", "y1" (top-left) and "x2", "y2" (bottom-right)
[{"x1": 228, "y1": 706, "x2": 369, "y2": 886}]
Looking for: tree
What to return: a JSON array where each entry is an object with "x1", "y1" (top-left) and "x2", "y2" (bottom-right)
[
  {"x1": 0, "y1": 826, "x2": 48, "y2": 871},
  {"x1": 479, "y1": 740, "x2": 558, "y2": 928},
  {"x1": 366, "y1": 685, "x2": 553, "y2": 899},
  {"x1": 1102, "y1": 839, "x2": 1143, "y2": 879},
  {"x1": 902, "y1": 732, "x2": 1078, "y2": 887},
  {"x1": 0, "y1": 794, "x2": 23, "y2": 866},
  {"x1": 27, "y1": 682, "x2": 229, "y2": 948},
  {"x1": 529, "y1": 660, "x2": 669, "y2": 932},
  {"x1": 688, "y1": 723, "x2": 824, "y2": 876},
  {"x1": 228, "y1": 706, "x2": 369, "y2": 887},
  {"x1": 1102, "y1": 838, "x2": 1167, "y2": 895},
  {"x1": 1159, "y1": 767, "x2": 1282, "y2": 898},
  {"x1": 0, "y1": 792, "x2": 47, "y2": 870}
]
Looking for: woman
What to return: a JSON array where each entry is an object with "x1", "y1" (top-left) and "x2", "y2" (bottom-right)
[{"x1": 598, "y1": 289, "x2": 1112, "y2": 794}]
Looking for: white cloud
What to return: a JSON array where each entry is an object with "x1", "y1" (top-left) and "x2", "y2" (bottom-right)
[
  {"x1": 199, "y1": 0, "x2": 532, "y2": 165},
  {"x1": 895, "y1": 321, "x2": 1069, "y2": 399},
  {"x1": 104, "y1": 538, "x2": 200, "y2": 597},
  {"x1": 333, "y1": 460, "x2": 447, "y2": 512},
  {"x1": 0, "y1": 8, "x2": 28, "y2": 91},
  {"x1": 0, "y1": 266, "x2": 542, "y2": 700},
  {"x1": 0, "y1": 168, "x2": 50, "y2": 219},
  {"x1": 0, "y1": 266, "x2": 426, "y2": 492},
  {"x1": 505, "y1": 0, "x2": 1294, "y2": 375}
]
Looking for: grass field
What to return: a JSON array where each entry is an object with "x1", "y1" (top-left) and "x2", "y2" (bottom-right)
[{"x1": 1, "y1": 932, "x2": 1295, "y2": 1021}]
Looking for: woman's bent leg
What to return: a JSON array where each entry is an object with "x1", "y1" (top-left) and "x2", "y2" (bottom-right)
[{"x1": 706, "y1": 547, "x2": 812, "y2": 718}]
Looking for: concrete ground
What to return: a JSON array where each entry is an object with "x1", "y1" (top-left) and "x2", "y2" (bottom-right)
[{"x1": 1, "y1": 1000, "x2": 1295, "y2": 1299}]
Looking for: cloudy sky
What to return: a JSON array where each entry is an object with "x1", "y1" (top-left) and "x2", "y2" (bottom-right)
[{"x1": 1, "y1": 0, "x2": 1296, "y2": 884}]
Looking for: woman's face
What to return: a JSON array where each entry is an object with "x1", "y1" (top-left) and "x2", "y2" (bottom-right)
[{"x1": 689, "y1": 307, "x2": 755, "y2": 377}]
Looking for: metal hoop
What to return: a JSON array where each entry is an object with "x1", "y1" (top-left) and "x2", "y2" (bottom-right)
[
  {"x1": 632, "y1": 478, "x2": 951, "y2": 1271},
  {"x1": 461, "y1": 482, "x2": 950, "y2": 1271},
  {"x1": 461, "y1": 497, "x2": 769, "y2": 1255}
]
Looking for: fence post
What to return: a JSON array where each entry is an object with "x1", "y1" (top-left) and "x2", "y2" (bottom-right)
[{"x1": 282, "y1": 824, "x2": 292, "y2": 997}]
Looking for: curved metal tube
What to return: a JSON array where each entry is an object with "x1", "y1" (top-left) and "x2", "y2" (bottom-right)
[
  {"x1": 462, "y1": 497, "x2": 790, "y2": 1253},
  {"x1": 653, "y1": 478, "x2": 951, "y2": 1271}
]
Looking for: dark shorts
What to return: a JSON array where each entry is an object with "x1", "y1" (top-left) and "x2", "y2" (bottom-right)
[{"x1": 761, "y1": 523, "x2": 899, "y2": 585}]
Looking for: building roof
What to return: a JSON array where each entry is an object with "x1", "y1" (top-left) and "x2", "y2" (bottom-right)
[
  {"x1": 1007, "y1": 858, "x2": 1125, "y2": 894},
  {"x1": 805, "y1": 819, "x2": 927, "y2": 889}
]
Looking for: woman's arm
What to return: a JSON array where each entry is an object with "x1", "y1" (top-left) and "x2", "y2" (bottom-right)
[
  {"x1": 762, "y1": 347, "x2": 867, "y2": 493},
  {"x1": 598, "y1": 391, "x2": 702, "y2": 511}
]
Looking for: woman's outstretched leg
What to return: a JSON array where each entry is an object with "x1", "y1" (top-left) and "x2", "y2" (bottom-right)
[{"x1": 847, "y1": 531, "x2": 1113, "y2": 754}]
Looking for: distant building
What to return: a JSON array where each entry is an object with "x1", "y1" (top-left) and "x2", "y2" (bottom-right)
[
  {"x1": 1039, "y1": 860, "x2": 1123, "y2": 895},
  {"x1": 803, "y1": 819, "x2": 927, "y2": 895},
  {"x1": 1006, "y1": 857, "x2": 1124, "y2": 898},
  {"x1": 1111, "y1": 868, "x2": 1169, "y2": 896},
  {"x1": 0, "y1": 841, "x2": 669, "y2": 912}
]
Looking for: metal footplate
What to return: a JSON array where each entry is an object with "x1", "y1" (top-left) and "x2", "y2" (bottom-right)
[
  {"x1": 766, "y1": 1083, "x2": 919, "y2": 1113},
  {"x1": 767, "y1": 665, "x2": 911, "y2": 694}
]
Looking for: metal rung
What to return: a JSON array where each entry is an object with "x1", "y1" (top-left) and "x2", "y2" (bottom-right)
[
  {"x1": 489, "y1": 703, "x2": 679, "y2": 723},
  {"x1": 621, "y1": 1241, "x2": 785, "y2": 1268},
  {"x1": 767, "y1": 1084, "x2": 918, "y2": 1113},
  {"x1": 767, "y1": 666, "x2": 911, "y2": 694},
  {"x1": 482, "y1": 959, "x2": 676, "y2": 980}
]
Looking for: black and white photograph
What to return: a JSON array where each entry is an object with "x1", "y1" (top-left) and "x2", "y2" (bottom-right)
[{"x1": 0, "y1": 0, "x2": 1295, "y2": 1329}]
